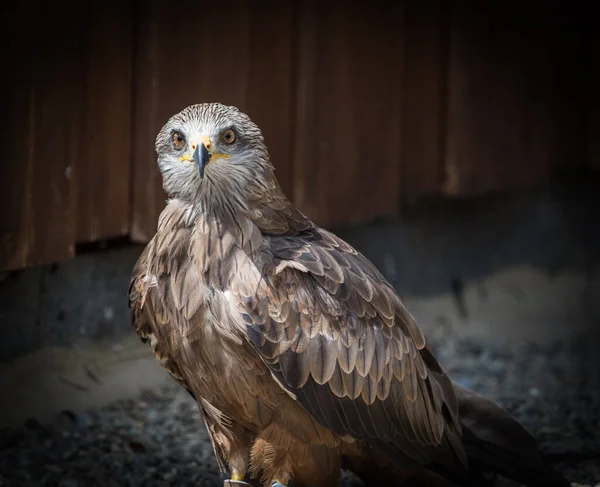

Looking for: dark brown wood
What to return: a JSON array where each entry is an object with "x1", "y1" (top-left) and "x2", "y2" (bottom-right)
[
  {"x1": 129, "y1": 0, "x2": 163, "y2": 243},
  {"x1": 0, "y1": 1, "x2": 32, "y2": 271},
  {"x1": 1, "y1": 2, "x2": 594, "y2": 272},
  {"x1": 588, "y1": 10, "x2": 600, "y2": 171},
  {"x1": 400, "y1": 0, "x2": 447, "y2": 203},
  {"x1": 293, "y1": 0, "x2": 403, "y2": 226},
  {"x1": 244, "y1": 1, "x2": 297, "y2": 200},
  {"x1": 0, "y1": 2, "x2": 86, "y2": 271},
  {"x1": 76, "y1": 3, "x2": 133, "y2": 242},
  {"x1": 131, "y1": 0, "x2": 297, "y2": 242},
  {"x1": 444, "y1": 3, "x2": 568, "y2": 196},
  {"x1": 551, "y1": 5, "x2": 587, "y2": 173}
]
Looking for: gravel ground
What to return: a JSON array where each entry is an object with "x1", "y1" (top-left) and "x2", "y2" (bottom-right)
[{"x1": 1, "y1": 333, "x2": 598, "y2": 487}]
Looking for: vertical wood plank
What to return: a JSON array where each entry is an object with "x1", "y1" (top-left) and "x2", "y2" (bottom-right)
[
  {"x1": 552, "y1": 4, "x2": 586, "y2": 173},
  {"x1": 76, "y1": 3, "x2": 133, "y2": 242},
  {"x1": 444, "y1": 3, "x2": 567, "y2": 196},
  {"x1": 244, "y1": 1, "x2": 297, "y2": 199},
  {"x1": 588, "y1": 8, "x2": 600, "y2": 171},
  {"x1": 0, "y1": 1, "x2": 32, "y2": 270},
  {"x1": 130, "y1": 0, "x2": 162, "y2": 243},
  {"x1": 293, "y1": 0, "x2": 403, "y2": 226},
  {"x1": 400, "y1": 0, "x2": 447, "y2": 203},
  {"x1": 0, "y1": 1, "x2": 85, "y2": 271},
  {"x1": 131, "y1": 0, "x2": 296, "y2": 241}
]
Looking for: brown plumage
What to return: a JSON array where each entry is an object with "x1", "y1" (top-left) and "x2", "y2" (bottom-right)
[{"x1": 129, "y1": 103, "x2": 569, "y2": 487}]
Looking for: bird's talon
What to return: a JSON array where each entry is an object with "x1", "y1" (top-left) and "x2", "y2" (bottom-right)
[{"x1": 271, "y1": 483, "x2": 286, "y2": 487}]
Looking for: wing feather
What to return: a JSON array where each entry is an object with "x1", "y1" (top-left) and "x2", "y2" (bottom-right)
[
  {"x1": 308, "y1": 335, "x2": 338, "y2": 385},
  {"x1": 236, "y1": 227, "x2": 468, "y2": 476}
]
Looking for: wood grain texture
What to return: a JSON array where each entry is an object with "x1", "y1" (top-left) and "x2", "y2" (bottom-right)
[
  {"x1": 0, "y1": 1, "x2": 86, "y2": 271},
  {"x1": 400, "y1": 0, "x2": 447, "y2": 203},
  {"x1": 130, "y1": 0, "x2": 296, "y2": 242},
  {"x1": 76, "y1": 3, "x2": 133, "y2": 242},
  {"x1": 444, "y1": 3, "x2": 570, "y2": 196},
  {"x1": 293, "y1": 0, "x2": 403, "y2": 226}
]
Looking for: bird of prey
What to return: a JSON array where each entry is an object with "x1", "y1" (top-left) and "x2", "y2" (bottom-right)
[{"x1": 129, "y1": 103, "x2": 569, "y2": 487}]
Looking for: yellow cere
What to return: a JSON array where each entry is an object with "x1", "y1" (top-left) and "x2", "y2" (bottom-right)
[
  {"x1": 211, "y1": 153, "x2": 231, "y2": 161},
  {"x1": 179, "y1": 155, "x2": 194, "y2": 163}
]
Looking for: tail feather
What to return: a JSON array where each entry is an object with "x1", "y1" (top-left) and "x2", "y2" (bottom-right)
[{"x1": 453, "y1": 382, "x2": 570, "y2": 487}]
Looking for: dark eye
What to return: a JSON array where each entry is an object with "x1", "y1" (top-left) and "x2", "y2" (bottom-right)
[
  {"x1": 222, "y1": 129, "x2": 236, "y2": 144},
  {"x1": 172, "y1": 131, "x2": 186, "y2": 150}
]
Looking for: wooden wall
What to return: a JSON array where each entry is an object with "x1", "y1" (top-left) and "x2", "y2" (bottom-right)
[
  {"x1": 444, "y1": 4, "x2": 586, "y2": 195},
  {"x1": 588, "y1": 4, "x2": 600, "y2": 172},
  {"x1": 0, "y1": 1, "x2": 597, "y2": 271},
  {"x1": 77, "y1": 4, "x2": 133, "y2": 244},
  {"x1": 1, "y1": 2, "x2": 86, "y2": 270}
]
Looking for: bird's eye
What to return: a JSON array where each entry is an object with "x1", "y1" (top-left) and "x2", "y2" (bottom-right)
[
  {"x1": 222, "y1": 129, "x2": 236, "y2": 145},
  {"x1": 172, "y1": 131, "x2": 186, "y2": 150}
]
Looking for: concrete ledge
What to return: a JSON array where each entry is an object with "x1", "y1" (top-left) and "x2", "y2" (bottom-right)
[{"x1": 0, "y1": 336, "x2": 171, "y2": 428}]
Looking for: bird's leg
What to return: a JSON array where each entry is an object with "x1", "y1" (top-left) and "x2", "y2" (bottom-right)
[
  {"x1": 229, "y1": 446, "x2": 250, "y2": 480},
  {"x1": 203, "y1": 417, "x2": 252, "y2": 486},
  {"x1": 224, "y1": 481, "x2": 252, "y2": 487},
  {"x1": 250, "y1": 434, "x2": 294, "y2": 487},
  {"x1": 222, "y1": 464, "x2": 253, "y2": 486},
  {"x1": 221, "y1": 442, "x2": 253, "y2": 486},
  {"x1": 269, "y1": 472, "x2": 290, "y2": 487}
]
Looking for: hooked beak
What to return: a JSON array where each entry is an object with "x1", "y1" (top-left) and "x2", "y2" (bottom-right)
[{"x1": 193, "y1": 143, "x2": 211, "y2": 178}]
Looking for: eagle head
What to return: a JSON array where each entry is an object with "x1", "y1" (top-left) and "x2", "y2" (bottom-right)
[{"x1": 154, "y1": 103, "x2": 271, "y2": 202}]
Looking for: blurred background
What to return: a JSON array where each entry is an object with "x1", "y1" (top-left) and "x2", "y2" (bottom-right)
[{"x1": 0, "y1": 1, "x2": 599, "y2": 486}]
